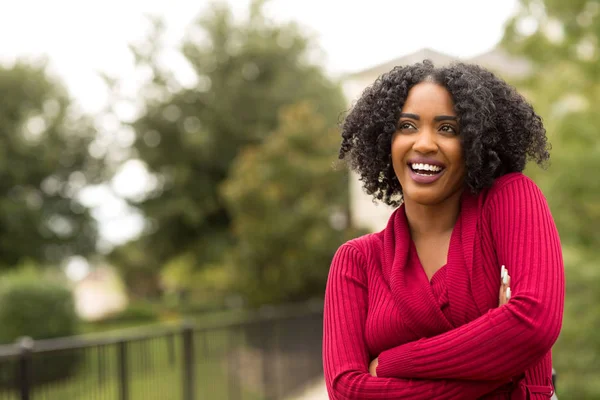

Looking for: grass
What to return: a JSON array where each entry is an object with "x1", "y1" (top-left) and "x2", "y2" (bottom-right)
[{"x1": 0, "y1": 327, "x2": 266, "y2": 400}]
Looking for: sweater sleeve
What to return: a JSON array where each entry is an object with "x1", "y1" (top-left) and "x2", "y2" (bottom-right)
[
  {"x1": 376, "y1": 176, "x2": 565, "y2": 381},
  {"x1": 323, "y1": 243, "x2": 508, "y2": 399}
]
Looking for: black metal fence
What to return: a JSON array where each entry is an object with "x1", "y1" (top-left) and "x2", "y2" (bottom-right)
[{"x1": 0, "y1": 302, "x2": 324, "y2": 400}]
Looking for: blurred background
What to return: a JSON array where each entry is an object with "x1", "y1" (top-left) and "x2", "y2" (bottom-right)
[{"x1": 0, "y1": 0, "x2": 597, "y2": 399}]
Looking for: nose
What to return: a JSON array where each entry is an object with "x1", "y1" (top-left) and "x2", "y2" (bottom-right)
[{"x1": 412, "y1": 128, "x2": 438, "y2": 154}]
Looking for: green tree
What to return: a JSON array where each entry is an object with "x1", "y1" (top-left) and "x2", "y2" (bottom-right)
[
  {"x1": 0, "y1": 61, "x2": 100, "y2": 269},
  {"x1": 221, "y1": 103, "x2": 364, "y2": 306},
  {"x1": 503, "y1": 0, "x2": 600, "y2": 249},
  {"x1": 110, "y1": 1, "x2": 347, "y2": 296},
  {"x1": 503, "y1": 2, "x2": 600, "y2": 397}
]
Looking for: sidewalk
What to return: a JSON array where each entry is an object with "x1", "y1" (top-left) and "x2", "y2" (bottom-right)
[{"x1": 287, "y1": 378, "x2": 328, "y2": 400}]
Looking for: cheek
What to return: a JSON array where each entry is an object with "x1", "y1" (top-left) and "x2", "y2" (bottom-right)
[
  {"x1": 445, "y1": 139, "x2": 464, "y2": 164},
  {"x1": 449, "y1": 144, "x2": 466, "y2": 177},
  {"x1": 391, "y1": 135, "x2": 410, "y2": 159},
  {"x1": 390, "y1": 138, "x2": 407, "y2": 173}
]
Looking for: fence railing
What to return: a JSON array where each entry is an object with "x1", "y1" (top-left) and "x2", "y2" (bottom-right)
[{"x1": 0, "y1": 301, "x2": 324, "y2": 400}]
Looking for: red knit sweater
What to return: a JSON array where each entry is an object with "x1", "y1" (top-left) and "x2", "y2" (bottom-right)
[{"x1": 323, "y1": 173, "x2": 564, "y2": 399}]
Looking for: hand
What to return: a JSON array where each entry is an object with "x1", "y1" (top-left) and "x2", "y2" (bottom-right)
[
  {"x1": 369, "y1": 357, "x2": 379, "y2": 377},
  {"x1": 499, "y1": 265, "x2": 511, "y2": 306}
]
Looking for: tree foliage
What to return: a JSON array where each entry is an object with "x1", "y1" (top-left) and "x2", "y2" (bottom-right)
[
  {"x1": 110, "y1": 1, "x2": 349, "y2": 298},
  {"x1": 0, "y1": 61, "x2": 99, "y2": 269},
  {"x1": 503, "y1": 0, "x2": 600, "y2": 249},
  {"x1": 221, "y1": 103, "x2": 364, "y2": 306}
]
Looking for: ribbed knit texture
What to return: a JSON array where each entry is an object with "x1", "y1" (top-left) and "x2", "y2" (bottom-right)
[{"x1": 323, "y1": 173, "x2": 564, "y2": 399}]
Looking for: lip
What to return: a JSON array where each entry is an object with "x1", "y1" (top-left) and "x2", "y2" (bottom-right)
[
  {"x1": 406, "y1": 158, "x2": 446, "y2": 185},
  {"x1": 408, "y1": 168, "x2": 445, "y2": 184}
]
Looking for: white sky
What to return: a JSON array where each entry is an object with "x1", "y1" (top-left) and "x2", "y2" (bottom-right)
[
  {"x1": 0, "y1": 0, "x2": 519, "y2": 253},
  {"x1": 0, "y1": 0, "x2": 519, "y2": 112}
]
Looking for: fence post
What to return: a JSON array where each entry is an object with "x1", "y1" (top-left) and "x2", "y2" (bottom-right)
[
  {"x1": 17, "y1": 337, "x2": 34, "y2": 400},
  {"x1": 118, "y1": 341, "x2": 128, "y2": 400},
  {"x1": 182, "y1": 323, "x2": 195, "y2": 400},
  {"x1": 260, "y1": 308, "x2": 278, "y2": 400}
]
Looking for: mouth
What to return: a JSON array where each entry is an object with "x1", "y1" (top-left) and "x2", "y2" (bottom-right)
[
  {"x1": 406, "y1": 161, "x2": 446, "y2": 184},
  {"x1": 408, "y1": 162, "x2": 445, "y2": 176}
]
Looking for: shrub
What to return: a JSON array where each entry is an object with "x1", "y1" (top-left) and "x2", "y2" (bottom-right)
[
  {"x1": 0, "y1": 277, "x2": 78, "y2": 343},
  {"x1": 0, "y1": 272, "x2": 80, "y2": 386}
]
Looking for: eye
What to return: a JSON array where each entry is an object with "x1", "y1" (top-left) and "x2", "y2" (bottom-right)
[
  {"x1": 439, "y1": 124, "x2": 458, "y2": 135},
  {"x1": 398, "y1": 121, "x2": 417, "y2": 131}
]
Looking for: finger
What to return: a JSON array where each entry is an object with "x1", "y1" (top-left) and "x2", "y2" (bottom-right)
[
  {"x1": 499, "y1": 266, "x2": 506, "y2": 304},
  {"x1": 498, "y1": 290, "x2": 505, "y2": 306},
  {"x1": 499, "y1": 282, "x2": 507, "y2": 306},
  {"x1": 499, "y1": 272, "x2": 511, "y2": 306}
]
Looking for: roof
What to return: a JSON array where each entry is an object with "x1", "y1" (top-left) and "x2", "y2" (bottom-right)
[{"x1": 346, "y1": 47, "x2": 531, "y2": 80}]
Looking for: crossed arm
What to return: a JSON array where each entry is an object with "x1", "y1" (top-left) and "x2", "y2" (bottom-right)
[
  {"x1": 323, "y1": 244, "x2": 509, "y2": 400},
  {"x1": 375, "y1": 178, "x2": 564, "y2": 382}
]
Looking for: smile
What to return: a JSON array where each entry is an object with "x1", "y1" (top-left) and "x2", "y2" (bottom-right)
[
  {"x1": 408, "y1": 162, "x2": 445, "y2": 184},
  {"x1": 409, "y1": 162, "x2": 443, "y2": 175}
]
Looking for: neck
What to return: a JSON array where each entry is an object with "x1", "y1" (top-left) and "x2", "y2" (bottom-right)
[{"x1": 403, "y1": 189, "x2": 464, "y2": 240}]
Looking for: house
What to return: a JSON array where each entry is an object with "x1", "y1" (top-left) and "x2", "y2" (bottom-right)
[
  {"x1": 74, "y1": 266, "x2": 128, "y2": 321},
  {"x1": 343, "y1": 48, "x2": 531, "y2": 232}
]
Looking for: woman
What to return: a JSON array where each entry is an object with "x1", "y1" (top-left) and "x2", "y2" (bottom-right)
[{"x1": 323, "y1": 61, "x2": 564, "y2": 399}]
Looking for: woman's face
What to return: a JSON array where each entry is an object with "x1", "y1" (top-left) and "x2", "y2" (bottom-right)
[{"x1": 391, "y1": 81, "x2": 466, "y2": 206}]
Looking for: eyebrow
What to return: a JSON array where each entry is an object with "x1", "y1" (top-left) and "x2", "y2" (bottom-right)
[
  {"x1": 398, "y1": 113, "x2": 458, "y2": 122},
  {"x1": 434, "y1": 115, "x2": 458, "y2": 122},
  {"x1": 399, "y1": 113, "x2": 419, "y2": 120}
]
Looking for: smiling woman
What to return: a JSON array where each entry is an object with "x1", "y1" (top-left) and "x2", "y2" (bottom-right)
[{"x1": 323, "y1": 60, "x2": 564, "y2": 399}]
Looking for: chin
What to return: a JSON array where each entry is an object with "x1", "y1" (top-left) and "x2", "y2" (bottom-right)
[
  {"x1": 401, "y1": 183, "x2": 459, "y2": 206},
  {"x1": 403, "y1": 192, "x2": 447, "y2": 206}
]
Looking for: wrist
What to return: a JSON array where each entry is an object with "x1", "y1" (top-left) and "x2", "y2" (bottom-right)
[{"x1": 376, "y1": 343, "x2": 415, "y2": 378}]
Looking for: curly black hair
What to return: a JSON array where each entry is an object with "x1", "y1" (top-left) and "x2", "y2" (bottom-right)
[{"x1": 340, "y1": 60, "x2": 550, "y2": 207}]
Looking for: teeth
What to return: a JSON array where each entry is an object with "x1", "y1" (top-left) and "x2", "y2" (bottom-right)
[{"x1": 411, "y1": 163, "x2": 442, "y2": 172}]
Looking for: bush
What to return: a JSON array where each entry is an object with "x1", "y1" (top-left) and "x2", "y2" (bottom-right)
[
  {"x1": 0, "y1": 272, "x2": 80, "y2": 386},
  {"x1": 0, "y1": 277, "x2": 78, "y2": 344}
]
